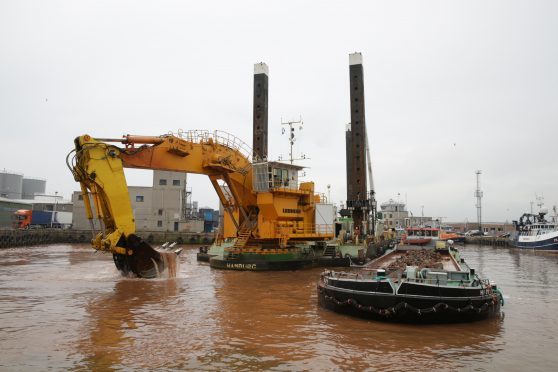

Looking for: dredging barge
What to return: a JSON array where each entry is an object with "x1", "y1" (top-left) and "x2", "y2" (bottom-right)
[
  {"x1": 196, "y1": 234, "x2": 394, "y2": 270},
  {"x1": 318, "y1": 243, "x2": 504, "y2": 323}
]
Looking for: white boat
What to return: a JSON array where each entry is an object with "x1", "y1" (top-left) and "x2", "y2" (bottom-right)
[{"x1": 513, "y1": 206, "x2": 558, "y2": 251}]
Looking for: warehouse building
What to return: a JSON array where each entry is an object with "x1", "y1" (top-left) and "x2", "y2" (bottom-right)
[
  {"x1": 72, "y1": 170, "x2": 208, "y2": 233},
  {"x1": 0, "y1": 170, "x2": 64, "y2": 228}
]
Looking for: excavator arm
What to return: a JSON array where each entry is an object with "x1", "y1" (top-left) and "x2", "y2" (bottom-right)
[
  {"x1": 70, "y1": 135, "x2": 172, "y2": 278},
  {"x1": 68, "y1": 131, "x2": 257, "y2": 278},
  {"x1": 73, "y1": 136, "x2": 134, "y2": 250}
]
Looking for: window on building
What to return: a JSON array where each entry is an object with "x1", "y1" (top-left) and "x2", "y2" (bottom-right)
[
  {"x1": 159, "y1": 179, "x2": 167, "y2": 186},
  {"x1": 78, "y1": 194, "x2": 83, "y2": 200},
  {"x1": 172, "y1": 179, "x2": 180, "y2": 186},
  {"x1": 158, "y1": 209, "x2": 163, "y2": 216},
  {"x1": 157, "y1": 220, "x2": 162, "y2": 227},
  {"x1": 136, "y1": 195, "x2": 144, "y2": 202}
]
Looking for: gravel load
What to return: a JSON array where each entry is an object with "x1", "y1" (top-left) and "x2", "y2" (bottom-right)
[{"x1": 387, "y1": 250, "x2": 443, "y2": 272}]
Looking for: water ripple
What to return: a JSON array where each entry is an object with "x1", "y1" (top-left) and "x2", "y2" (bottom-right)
[{"x1": 1, "y1": 244, "x2": 558, "y2": 369}]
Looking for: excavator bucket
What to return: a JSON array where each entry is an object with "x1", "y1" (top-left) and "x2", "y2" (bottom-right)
[{"x1": 112, "y1": 234, "x2": 180, "y2": 278}]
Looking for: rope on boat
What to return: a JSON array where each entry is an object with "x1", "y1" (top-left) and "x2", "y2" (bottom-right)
[{"x1": 320, "y1": 289, "x2": 501, "y2": 317}]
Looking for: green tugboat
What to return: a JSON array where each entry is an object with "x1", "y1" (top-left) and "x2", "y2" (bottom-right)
[{"x1": 318, "y1": 242, "x2": 504, "y2": 323}]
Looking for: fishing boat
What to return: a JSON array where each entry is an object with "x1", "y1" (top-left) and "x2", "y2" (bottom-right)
[
  {"x1": 513, "y1": 206, "x2": 558, "y2": 251},
  {"x1": 317, "y1": 243, "x2": 503, "y2": 323}
]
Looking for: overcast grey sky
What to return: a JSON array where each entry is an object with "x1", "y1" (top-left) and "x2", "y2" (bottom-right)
[{"x1": 1, "y1": 0, "x2": 557, "y2": 223}]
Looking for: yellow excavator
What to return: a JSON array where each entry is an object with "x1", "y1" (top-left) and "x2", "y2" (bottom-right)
[{"x1": 67, "y1": 130, "x2": 334, "y2": 278}]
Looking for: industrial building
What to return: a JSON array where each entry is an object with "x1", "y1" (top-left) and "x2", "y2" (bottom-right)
[
  {"x1": 378, "y1": 199, "x2": 433, "y2": 228},
  {"x1": 375, "y1": 199, "x2": 514, "y2": 235},
  {"x1": 446, "y1": 222, "x2": 515, "y2": 235},
  {"x1": 72, "y1": 170, "x2": 212, "y2": 233},
  {"x1": 0, "y1": 170, "x2": 67, "y2": 228}
]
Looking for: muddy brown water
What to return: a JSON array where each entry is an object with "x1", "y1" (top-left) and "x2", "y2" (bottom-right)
[{"x1": 1, "y1": 244, "x2": 557, "y2": 371}]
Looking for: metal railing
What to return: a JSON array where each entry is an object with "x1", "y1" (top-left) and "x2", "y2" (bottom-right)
[
  {"x1": 173, "y1": 129, "x2": 253, "y2": 162},
  {"x1": 324, "y1": 270, "x2": 475, "y2": 287},
  {"x1": 275, "y1": 223, "x2": 334, "y2": 237},
  {"x1": 403, "y1": 277, "x2": 465, "y2": 286},
  {"x1": 324, "y1": 270, "x2": 381, "y2": 280}
]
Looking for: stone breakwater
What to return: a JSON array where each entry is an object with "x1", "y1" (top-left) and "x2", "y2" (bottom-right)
[{"x1": 0, "y1": 229, "x2": 214, "y2": 248}]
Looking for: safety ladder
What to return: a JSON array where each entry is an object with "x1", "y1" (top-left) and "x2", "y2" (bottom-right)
[
  {"x1": 323, "y1": 245, "x2": 337, "y2": 258},
  {"x1": 233, "y1": 227, "x2": 252, "y2": 250},
  {"x1": 227, "y1": 220, "x2": 256, "y2": 259}
]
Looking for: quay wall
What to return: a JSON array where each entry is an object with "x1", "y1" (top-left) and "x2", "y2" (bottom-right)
[
  {"x1": 465, "y1": 236, "x2": 512, "y2": 247},
  {"x1": 0, "y1": 230, "x2": 515, "y2": 249},
  {"x1": 0, "y1": 229, "x2": 215, "y2": 249}
]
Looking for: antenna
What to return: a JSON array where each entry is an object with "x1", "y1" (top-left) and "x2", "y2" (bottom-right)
[
  {"x1": 474, "y1": 170, "x2": 483, "y2": 231},
  {"x1": 535, "y1": 194, "x2": 544, "y2": 211},
  {"x1": 281, "y1": 116, "x2": 308, "y2": 164}
]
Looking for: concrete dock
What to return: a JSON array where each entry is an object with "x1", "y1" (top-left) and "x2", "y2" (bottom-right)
[{"x1": 0, "y1": 229, "x2": 214, "y2": 249}]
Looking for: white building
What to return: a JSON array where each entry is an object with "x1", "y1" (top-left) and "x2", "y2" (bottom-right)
[
  {"x1": 72, "y1": 170, "x2": 204, "y2": 232},
  {"x1": 379, "y1": 199, "x2": 433, "y2": 228}
]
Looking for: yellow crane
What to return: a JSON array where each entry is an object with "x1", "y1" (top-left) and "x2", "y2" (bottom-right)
[{"x1": 68, "y1": 130, "x2": 333, "y2": 278}]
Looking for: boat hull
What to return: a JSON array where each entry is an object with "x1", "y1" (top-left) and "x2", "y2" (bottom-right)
[
  {"x1": 317, "y1": 281, "x2": 501, "y2": 323},
  {"x1": 196, "y1": 252, "x2": 214, "y2": 262},
  {"x1": 513, "y1": 233, "x2": 558, "y2": 251},
  {"x1": 211, "y1": 256, "x2": 314, "y2": 270},
  {"x1": 196, "y1": 240, "x2": 388, "y2": 270},
  {"x1": 209, "y1": 255, "x2": 352, "y2": 271}
]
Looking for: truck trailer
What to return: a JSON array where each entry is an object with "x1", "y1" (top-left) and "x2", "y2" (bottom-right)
[{"x1": 13, "y1": 209, "x2": 72, "y2": 229}]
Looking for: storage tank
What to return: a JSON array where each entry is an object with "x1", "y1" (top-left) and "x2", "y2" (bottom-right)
[
  {"x1": 0, "y1": 170, "x2": 23, "y2": 199},
  {"x1": 22, "y1": 177, "x2": 46, "y2": 199}
]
